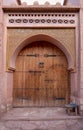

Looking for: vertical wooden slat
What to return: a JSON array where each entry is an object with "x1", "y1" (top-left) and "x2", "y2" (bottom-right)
[{"x1": 13, "y1": 41, "x2": 70, "y2": 107}]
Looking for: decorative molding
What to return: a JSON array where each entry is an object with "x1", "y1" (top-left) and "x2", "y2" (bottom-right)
[
  {"x1": 6, "y1": 12, "x2": 78, "y2": 27},
  {"x1": 3, "y1": 6, "x2": 80, "y2": 13},
  {"x1": 7, "y1": 28, "x2": 75, "y2": 71}
]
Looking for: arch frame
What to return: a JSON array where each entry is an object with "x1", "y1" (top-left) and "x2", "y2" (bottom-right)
[{"x1": 9, "y1": 34, "x2": 74, "y2": 71}]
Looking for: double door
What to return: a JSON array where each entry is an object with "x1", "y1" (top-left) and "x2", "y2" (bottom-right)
[{"x1": 13, "y1": 41, "x2": 70, "y2": 107}]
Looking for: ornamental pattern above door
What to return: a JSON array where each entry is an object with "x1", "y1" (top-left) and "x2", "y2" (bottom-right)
[{"x1": 6, "y1": 12, "x2": 78, "y2": 27}]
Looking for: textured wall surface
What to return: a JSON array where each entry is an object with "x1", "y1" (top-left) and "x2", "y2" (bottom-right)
[
  {"x1": 7, "y1": 28, "x2": 75, "y2": 70},
  {"x1": 79, "y1": 0, "x2": 83, "y2": 114},
  {"x1": 66, "y1": 0, "x2": 80, "y2": 6},
  {"x1": 0, "y1": 0, "x2": 83, "y2": 115},
  {"x1": 0, "y1": 0, "x2": 3, "y2": 113},
  {"x1": 3, "y1": 0, "x2": 18, "y2": 5},
  {"x1": 0, "y1": 0, "x2": 6, "y2": 115}
]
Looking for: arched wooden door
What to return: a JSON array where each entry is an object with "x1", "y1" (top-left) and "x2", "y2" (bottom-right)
[{"x1": 13, "y1": 41, "x2": 70, "y2": 107}]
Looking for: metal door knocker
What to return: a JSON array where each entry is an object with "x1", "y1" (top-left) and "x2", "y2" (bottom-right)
[{"x1": 38, "y1": 62, "x2": 44, "y2": 68}]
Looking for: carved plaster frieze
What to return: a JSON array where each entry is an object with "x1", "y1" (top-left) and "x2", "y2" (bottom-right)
[{"x1": 6, "y1": 12, "x2": 78, "y2": 27}]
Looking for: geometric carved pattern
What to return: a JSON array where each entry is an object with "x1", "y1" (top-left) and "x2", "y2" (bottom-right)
[
  {"x1": 7, "y1": 28, "x2": 75, "y2": 71},
  {"x1": 7, "y1": 13, "x2": 77, "y2": 26},
  {"x1": 8, "y1": 13, "x2": 76, "y2": 17},
  {"x1": 9, "y1": 18, "x2": 75, "y2": 24}
]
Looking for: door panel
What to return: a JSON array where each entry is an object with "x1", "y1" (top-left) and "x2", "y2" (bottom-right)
[{"x1": 13, "y1": 41, "x2": 70, "y2": 107}]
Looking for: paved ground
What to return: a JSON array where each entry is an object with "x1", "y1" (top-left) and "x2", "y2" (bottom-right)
[{"x1": 0, "y1": 108, "x2": 83, "y2": 130}]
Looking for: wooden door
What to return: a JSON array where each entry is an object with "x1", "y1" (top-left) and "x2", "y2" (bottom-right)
[{"x1": 13, "y1": 41, "x2": 70, "y2": 107}]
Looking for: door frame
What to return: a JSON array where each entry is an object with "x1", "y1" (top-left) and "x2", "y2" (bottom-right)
[{"x1": 6, "y1": 34, "x2": 77, "y2": 109}]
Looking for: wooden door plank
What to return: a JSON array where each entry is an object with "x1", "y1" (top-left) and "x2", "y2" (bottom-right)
[{"x1": 13, "y1": 41, "x2": 70, "y2": 107}]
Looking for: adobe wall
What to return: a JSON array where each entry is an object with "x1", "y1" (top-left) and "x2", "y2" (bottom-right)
[
  {"x1": 66, "y1": 0, "x2": 80, "y2": 6},
  {"x1": 0, "y1": 0, "x2": 6, "y2": 115},
  {"x1": 79, "y1": 0, "x2": 83, "y2": 115},
  {"x1": 5, "y1": 9, "x2": 79, "y2": 112},
  {"x1": 3, "y1": 0, "x2": 18, "y2": 6},
  {"x1": 7, "y1": 28, "x2": 76, "y2": 71},
  {"x1": 0, "y1": 1, "x2": 83, "y2": 115}
]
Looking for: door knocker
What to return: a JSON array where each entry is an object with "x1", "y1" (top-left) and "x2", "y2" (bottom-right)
[{"x1": 38, "y1": 62, "x2": 44, "y2": 68}]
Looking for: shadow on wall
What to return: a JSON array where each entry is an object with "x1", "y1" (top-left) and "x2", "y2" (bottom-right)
[
  {"x1": 2, "y1": 0, "x2": 18, "y2": 5},
  {"x1": 2, "y1": 0, "x2": 80, "y2": 6},
  {"x1": 65, "y1": 0, "x2": 80, "y2": 6}
]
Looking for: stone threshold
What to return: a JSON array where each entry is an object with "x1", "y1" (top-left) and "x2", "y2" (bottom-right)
[
  {"x1": 0, "y1": 108, "x2": 83, "y2": 121},
  {"x1": 1, "y1": 116, "x2": 83, "y2": 122}
]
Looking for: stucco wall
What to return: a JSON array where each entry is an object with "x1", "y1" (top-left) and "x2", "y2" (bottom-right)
[
  {"x1": 0, "y1": 0, "x2": 7, "y2": 115},
  {"x1": 79, "y1": 0, "x2": 83, "y2": 115},
  {"x1": 0, "y1": 1, "x2": 83, "y2": 115},
  {"x1": 7, "y1": 28, "x2": 76, "y2": 71},
  {"x1": 3, "y1": 0, "x2": 18, "y2": 5},
  {"x1": 66, "y1": 0, "x2": 80, "y2": 6}
]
